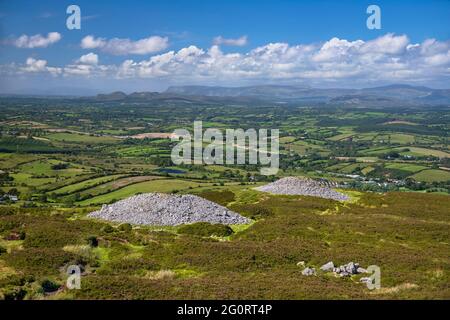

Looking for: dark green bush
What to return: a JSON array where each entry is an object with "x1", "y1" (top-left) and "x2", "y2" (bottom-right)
[
  {"x1": 51, "y1": 163, "x2": 69, "y2": 170},
  {"x1": 118, "y1": 223, "x2": 132, "y2": 232},
  {"x1": 101, "y1": 225, "x2": 114, "y2": 233},
  {"x1": 2, "y1": 286, "x2": 27, "y2": 300},
  {"x1": 178, "y1": 222, "x2": 234, "y2": 237},
  {"x1": 87, "y1": 235, "x2": 98, "y2": 247},
  {"x1": 230, "y1": 203, "x2": 273, "y2": 219},
  {"x1": 40, "y1": 279, "x2": 60, "y2": 293},
  {"x1": 18, "y1": 231, "x2": 26, "y2": 240},
  {"x1": 0, "y1": 245, "x2": 6, "y2": 255}
]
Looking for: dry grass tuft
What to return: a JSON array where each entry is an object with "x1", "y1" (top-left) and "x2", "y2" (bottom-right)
[
  {"x1": 370, "y1": 283, "x2": 419, "y2": 295},
  {"x1": 143, "y1": 269, "x2": 175, "y2": 280}
]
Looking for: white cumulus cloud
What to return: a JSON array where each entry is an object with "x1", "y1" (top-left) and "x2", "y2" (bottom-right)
[
  {"x1": 80, "y1": 35, "x2": 168, "y2": 55},
  {"x1": 80, "y1": 35, "x2": 106, "y2": 49},
  {"x1": 114, "y1": 34, "x2": 450, "y2": 86},
  {"x1": 14, "y1": 32, "x2": 61, "y2": 48},
  {"x1": 78, "y1": 52, "x2": 99, "y2": 65},
  {"x1": 2, "y1": 34, "x2": 450, "y2": 87},
  {"x1": 21, "y1": 57, "x2": 61, "y2": 75}
]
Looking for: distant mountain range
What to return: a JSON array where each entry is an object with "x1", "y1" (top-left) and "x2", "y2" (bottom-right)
[{"x1": 89, "y1": 84, "x2": 450, "y2": 106}]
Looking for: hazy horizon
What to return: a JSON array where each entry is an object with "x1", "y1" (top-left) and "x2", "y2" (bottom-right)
[{"x1": 2, "y1": 82, "x2": 450, "y2": 97}]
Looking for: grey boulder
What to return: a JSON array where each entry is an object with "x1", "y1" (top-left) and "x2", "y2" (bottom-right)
[
  {"x1": 302, "y1": 267, "x2": 316, "y2": 276},
  {"x1": 320, "y1": 261, "x2": 335, "y2": 272}
]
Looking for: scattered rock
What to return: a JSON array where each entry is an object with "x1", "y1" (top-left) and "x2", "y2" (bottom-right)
[
  {"x1": 345, "y1": 262, "x2": 358, "y2": 274},
  {"x1": 88, "y1": 193, "x2": 251, "y2": 226},
  {"x1": 324, "y1": 262, "x2": 368, "y2": 277},
  {"x1": 302, "y1": 260, "x2": 372, "y2": 285},
  {"x1": 320, "y1": 261, "x2": 335, "y2": 272},
  {"x1": 357, "y1": 267, "x2": 368, "y2": 274},
  {"x1": 255, "y1": 177, "x2": 348, "y2": 201},
  {"x1": 302, "y1": 267, "x2": 316, "y2": 276},
  {"x1": 332, "y1": 262, "x2": 362, "y2": 276},
  {"x1": 360, "y1": 277, "x2": 372, "y2": 284}
]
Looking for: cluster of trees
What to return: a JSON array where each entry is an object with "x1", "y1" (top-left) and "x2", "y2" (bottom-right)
[
  {"x1": 0, "y1": 172, "x2": 13, "y2": 185},
  {"x1": 50, "y1": 163, "x2": 70, "y2": 170}
]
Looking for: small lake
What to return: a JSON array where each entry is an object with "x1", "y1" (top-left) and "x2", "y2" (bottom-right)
[{"x1": 157, "y1": 168, "x2": 186, "y2": 174}]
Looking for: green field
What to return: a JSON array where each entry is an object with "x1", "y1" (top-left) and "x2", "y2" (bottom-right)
[
  {"x1": 52, "y1": 174, "x2": 125, "y2": 195},
  {"x1": 411, "y1": 169, "x2": 450, "y2": 182},
  {"x1": 10, "y1": 172, "x2": 55, "y2": 187},
  {"x1": 74, "y1": 175, "x2": 163, "y2": 200},
  {"x1": 385, "y1": 163, "x2": 428, "y2": 173},
  {"x1": 376, "y1": 133, "x2": 416, "y2": 144},
  {"x1": 360, "y1": 146, "x2": 450, "y2": 158},
  {"x1": 14, "y1": 159, "x2": 90, "y2": 179},
  {"x1": 405, "y1": 147, "x2": 450, "y2": 158},
  {"x1": 285, "y1": 140, "x2": 330, "y2": 155}
]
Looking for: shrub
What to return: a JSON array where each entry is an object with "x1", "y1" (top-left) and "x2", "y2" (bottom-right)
[
  {"x1": 7, "y1": 188, "x2": 19, "y2": 196},
  {"x1": 87, "y1": 235, "x2": 98, "y2": 247},
  {"x1": 178, "y1": 222, "x2": 234, "y2": 237},
  {"x1": 2, "y1": 286, "x2": 27, "y2": 300},
  {"x1": 118, "y1": 223, "x2": 132, "y2": 232},
  {"x1": 0, "y1": 245, "x2": 6, "y2": 255},
  {"x1": 40, "y1": 279, "x2": 60, "y2": 293},
  {"x1": 51, "y1": 163, "x2": 69, "y2": 170},
  {"x1": 18, "y1": 231, "x2": 26, "y2": 240},
  {"x1": 101, "y1": 225, "x2": 114, "y2": 233}
]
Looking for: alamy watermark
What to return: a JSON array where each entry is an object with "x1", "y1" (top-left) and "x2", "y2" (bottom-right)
[
  {"x1": 66, "y1": 4, "x2": 381, "y2": 31},
  {"x1": 367, "y1": 5, "x2": 381, "y2": 30},
  {"x1": 171, "y1": 121, "x2": 279, "y2": 175},
  {"x1": 66, "y1": 265, "x2": 81, "y2": 290},
  {"x1": 66, "y1": 5, "x2": 81, "y2": 30},
  {"x1": 362, "y1": 265, "x2": 381, "y2": 290}
]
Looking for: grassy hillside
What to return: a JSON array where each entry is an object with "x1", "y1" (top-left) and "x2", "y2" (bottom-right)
[{"x1": 0, "y1": 189, "x2": 448, "y2": 299}]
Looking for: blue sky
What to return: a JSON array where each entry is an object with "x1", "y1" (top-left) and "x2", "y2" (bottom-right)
[{"x1": 0, "y1": 0, "x2": 449, "y2": 94}]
